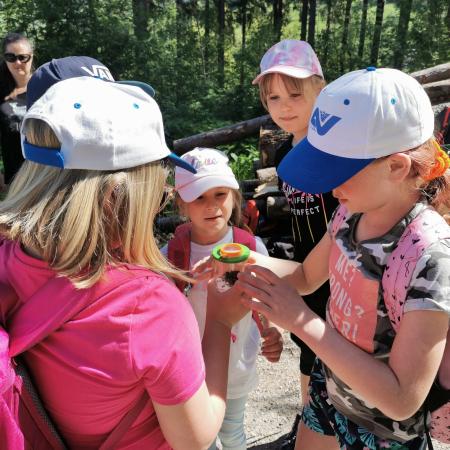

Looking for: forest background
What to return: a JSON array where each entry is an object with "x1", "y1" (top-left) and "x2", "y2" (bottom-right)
[{"x1": 1, "y1": 0, "x2": 449, "y2": 174}]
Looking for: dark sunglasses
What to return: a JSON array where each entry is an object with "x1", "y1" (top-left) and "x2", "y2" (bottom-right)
[{"x1": 4, "y1": 53, "x2": 32, "y2": 63}]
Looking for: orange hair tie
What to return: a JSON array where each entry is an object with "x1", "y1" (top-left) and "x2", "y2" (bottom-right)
[{"x1": 423, "y1": 141, "x2": 450, "y2": 181}]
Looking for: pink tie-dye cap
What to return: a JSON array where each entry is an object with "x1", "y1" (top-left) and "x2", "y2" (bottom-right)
[{"x1": 252, "y1": 40, "x2": 323, "y2": 84}]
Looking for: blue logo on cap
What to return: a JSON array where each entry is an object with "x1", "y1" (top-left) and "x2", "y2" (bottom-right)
[{"x1": 310, "y1": 108, "x2": 341, "y2": 136}]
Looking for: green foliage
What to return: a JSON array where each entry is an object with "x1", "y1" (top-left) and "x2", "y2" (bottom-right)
[
  {"x1": 220, "y1": 138, "x2": 259, "y2": 181},
  {"x1": 0, "y1": 0, "x2": 448, "y2": 146}
]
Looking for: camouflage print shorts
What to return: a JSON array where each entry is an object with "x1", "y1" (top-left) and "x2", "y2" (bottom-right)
[{"x1": 301, "y1": 359, "x2": 427, "y2": 450}]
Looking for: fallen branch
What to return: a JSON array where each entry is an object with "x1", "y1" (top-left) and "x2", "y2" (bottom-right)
[{"x1": 173, "y1": 115, "x2": 272, "y2": 155}]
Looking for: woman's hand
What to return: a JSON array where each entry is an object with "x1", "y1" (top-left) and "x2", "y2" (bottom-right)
[
  {"x1": 206, "y1": 279, "x2": 250, "y2": 329},
  {"x1": 236, "y1": 265, "x2": 309, "y2": 332}
]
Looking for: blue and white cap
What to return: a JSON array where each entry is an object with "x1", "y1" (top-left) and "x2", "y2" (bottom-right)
[
  {"x1": 278, "y1": 67, "x2": 434, "y2": 194},
  {"x1": 21, "y1": 77, "x2": 195, "y2": 173},
  {"x1": 26, "y1": 56, "x2": 156, "y2": 110}
]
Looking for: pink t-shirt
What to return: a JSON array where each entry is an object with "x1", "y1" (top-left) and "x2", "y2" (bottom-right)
[{"x1": 0, "y1": 239, "x2": 205, "y2": 449}]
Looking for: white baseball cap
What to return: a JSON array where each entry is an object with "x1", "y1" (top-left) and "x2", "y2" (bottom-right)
[
  {"x1": 278, "y1": 67, "x2": 434, "y2": 194},
  {"x1": 175, "y1": 148, "x2": 239, "y2": 202},
  {"x1": 21, "y1": 76, "x2": 195, "y2": 173}
]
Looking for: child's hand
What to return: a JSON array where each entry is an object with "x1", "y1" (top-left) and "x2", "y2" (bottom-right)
[
  {"x1": 235, "y1": 265, "x2": 310, "y2": 332},
  {"x1": 191, "y1": 256, "x2": 215, "y2": 282},
  {"x1": 191, "y1": 253, "x2": 257, "y2": 281},
  {"x1": 260, "y1": 325, "x2": 283, "y2": 363},
  {"x1": 206, "y1": 279, "x2": 250, "y2": 329}
]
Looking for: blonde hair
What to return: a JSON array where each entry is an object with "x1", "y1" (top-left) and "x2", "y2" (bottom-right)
[
  {"x1": 407, "y1": 138, "x2": 450, "y2": 212},
  {"x1": 0, "y1": 119, "x2": 186, "y2": 288},
  {"x1": 258, "y1": 72, "x2": 325, "y2": 110}
]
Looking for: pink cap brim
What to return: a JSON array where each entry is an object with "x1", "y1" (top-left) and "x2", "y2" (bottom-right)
[{"x1": 252, "y1": 65, "x2": 322, "y2": 85}]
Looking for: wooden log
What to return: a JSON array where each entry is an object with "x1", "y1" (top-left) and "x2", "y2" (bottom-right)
[
  {"x1": 240, "y1": 179, "x2": 260, "y2": 192},
  {"x1": 422, "y1": 80, "x2": 450, "y2": 105},
  {"x1": 410, "y1": 63, "x2": 450, "y2": 85},
  {"x1": 256, "y1": 167, "x2": 278, "y2": 183},
  {"x1": 172, "y1": 115, "x2": 272, "y2": 155},
  {"x1": 259, "y1": 120, "x2": 290, "y2": 168}
]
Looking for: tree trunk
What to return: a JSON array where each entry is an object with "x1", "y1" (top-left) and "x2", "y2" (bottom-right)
[
  {"x1": 307, "y1": 0, "x2": 316, "y2": 48},
  {"x1": 217, "y1": 0, "x2": 225, "y2": 88},
  {"x1": 357, "y1": 0, "x2": 369, "y2": 66},
  {"x1": 322, "y1": 0, "x2": 333, "y2": 67},
  {"x1": 175, "y1": 0, "x2": 183, "y2": 105},
  {"x1": 392, "y1": 0, "x2": 413, "y2": 69},
  {"x1": 370, "y1": 0, "x2": 385, "y2": 66},
  {"x1": 300, "y1": 0, "x2": 308, "y2": 41},
  {"x1": 239, "y1": 0, "x2": 247, "y2": 90},
  {"x1": 273, "y1": 0, "x2": 283, "y2": 42},
  {"x1": 340, "y1": 0, "x2": 353, "y2": 73},
  {"x1": 204, "y1": 0, "x2": 210, "y2": 70},
  {"x1": 132, "y1": 0, "x2": 150, "y2": 40}
]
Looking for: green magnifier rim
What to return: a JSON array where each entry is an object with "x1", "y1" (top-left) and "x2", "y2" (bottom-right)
[{"x1": 212, "y1": 243, "x2": 250, "y2": 263}]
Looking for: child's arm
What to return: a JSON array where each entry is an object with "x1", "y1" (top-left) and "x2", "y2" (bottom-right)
[
  {"x1": 192, "y1": 232, "x2": 331, "y2": 295},
  {"x1": 236, "y1": 267, "x2": 448, "y2": 421}
]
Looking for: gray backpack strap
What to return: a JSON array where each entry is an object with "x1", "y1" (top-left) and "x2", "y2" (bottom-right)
[{"x1": 99, "y1": 394, "x2": 150, "y2": 450}]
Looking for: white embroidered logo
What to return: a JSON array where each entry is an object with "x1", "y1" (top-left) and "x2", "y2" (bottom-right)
[{"x1": 81, "y1": 65, "x2": 114, "y2": 81}]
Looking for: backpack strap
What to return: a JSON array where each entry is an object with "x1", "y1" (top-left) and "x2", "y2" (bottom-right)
[
  {"x1": 232, "y1": 226, "x2": 256, "y2": 251},
  {"x1": 99, "y1": 393, "x2": 150, "y2": 450},
  {"x1": 382, "y1": 206, "x2": 450, "y2": 332},
  {"x1": 330, "y1": 204, "x2": 350, "y2": 239},
  {"x1": 167, "y1": 223, "x2": 192, "y2": 293}
]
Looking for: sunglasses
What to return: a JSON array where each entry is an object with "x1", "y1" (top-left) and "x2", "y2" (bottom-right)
[{"x1": 4, "y1": 53, "x2": 32, "y2": 63}]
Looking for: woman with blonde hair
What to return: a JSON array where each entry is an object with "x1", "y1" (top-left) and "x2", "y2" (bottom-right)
[{"x1": 0, "y1": 75, "x2": 248, "y2": 449}]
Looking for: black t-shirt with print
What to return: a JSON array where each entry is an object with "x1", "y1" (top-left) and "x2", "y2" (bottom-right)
[
  {"x1": 275, "y1": 136, "x2": 338, "y2": 312},
  {"x1": 0, "y1": 91, "x2": 26, "y2": 184}
]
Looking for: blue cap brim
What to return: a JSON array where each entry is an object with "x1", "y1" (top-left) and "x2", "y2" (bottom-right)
[
  {"x1": 166, "y1": 153, "x2": 197, "y2": 173},
  {"x1": 116, "y1": 80, "x2": 155, "y2": 98},
  {"x1": 277, "y1": 137, "x2": 374, "y2": 194},
  {"x1": 23, "y1": 139, "x2": 197, "y2": 173}
]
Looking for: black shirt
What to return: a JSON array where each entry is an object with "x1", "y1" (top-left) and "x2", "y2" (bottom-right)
[
  {"x1": 275, "y1": 136, "x2": 338, "y2": 308},
  {"x1": 0, "y1": 92, "x2": 26, "y2": 184}
]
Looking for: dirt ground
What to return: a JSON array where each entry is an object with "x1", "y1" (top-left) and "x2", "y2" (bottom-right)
[{"x1": 243, "y1": 332, "x2": 450, "y2": 450}]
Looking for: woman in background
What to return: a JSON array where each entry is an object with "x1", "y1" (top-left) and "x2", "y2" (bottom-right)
[{"x1": 0, "y1": 32, "x2": 34, "y2": 185}]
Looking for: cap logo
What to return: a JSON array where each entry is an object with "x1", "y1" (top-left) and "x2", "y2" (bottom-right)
[
  {"x1": 81, "y1": 65, "x2": 114, "y2": 81},
  {"x1": 189, "y1": 156, "x2": 219, "y2": 170},
  {"x1": 311, "y1": 107, "x2": 341, "y2": 136}
]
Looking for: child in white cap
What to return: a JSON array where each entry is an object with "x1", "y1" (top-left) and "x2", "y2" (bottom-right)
[
  {"x1": 235, "y1": 67, "x2": 450, "y2": 449},
  {"x1": 162, "y1": 147, "x2": 283, "y2": 450},
  {"x1": 253, "y1": 39, "x2": 339, "y2": 444},
  {"x1": 0, "y1": 77, "x2": 252, "y2": 449}
]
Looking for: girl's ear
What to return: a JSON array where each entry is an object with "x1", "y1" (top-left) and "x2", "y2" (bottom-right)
[{"x1": 387, "y1": 153, "x2": 412, "y2": 182}]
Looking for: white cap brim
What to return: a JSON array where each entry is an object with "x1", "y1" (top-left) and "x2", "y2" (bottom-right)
[
  {"x1": 252, "y1": 65, "x2": 321, "y2": 85},
  {"x1": 177, "y1": 175, "x2": 240, "y2": 202}
]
